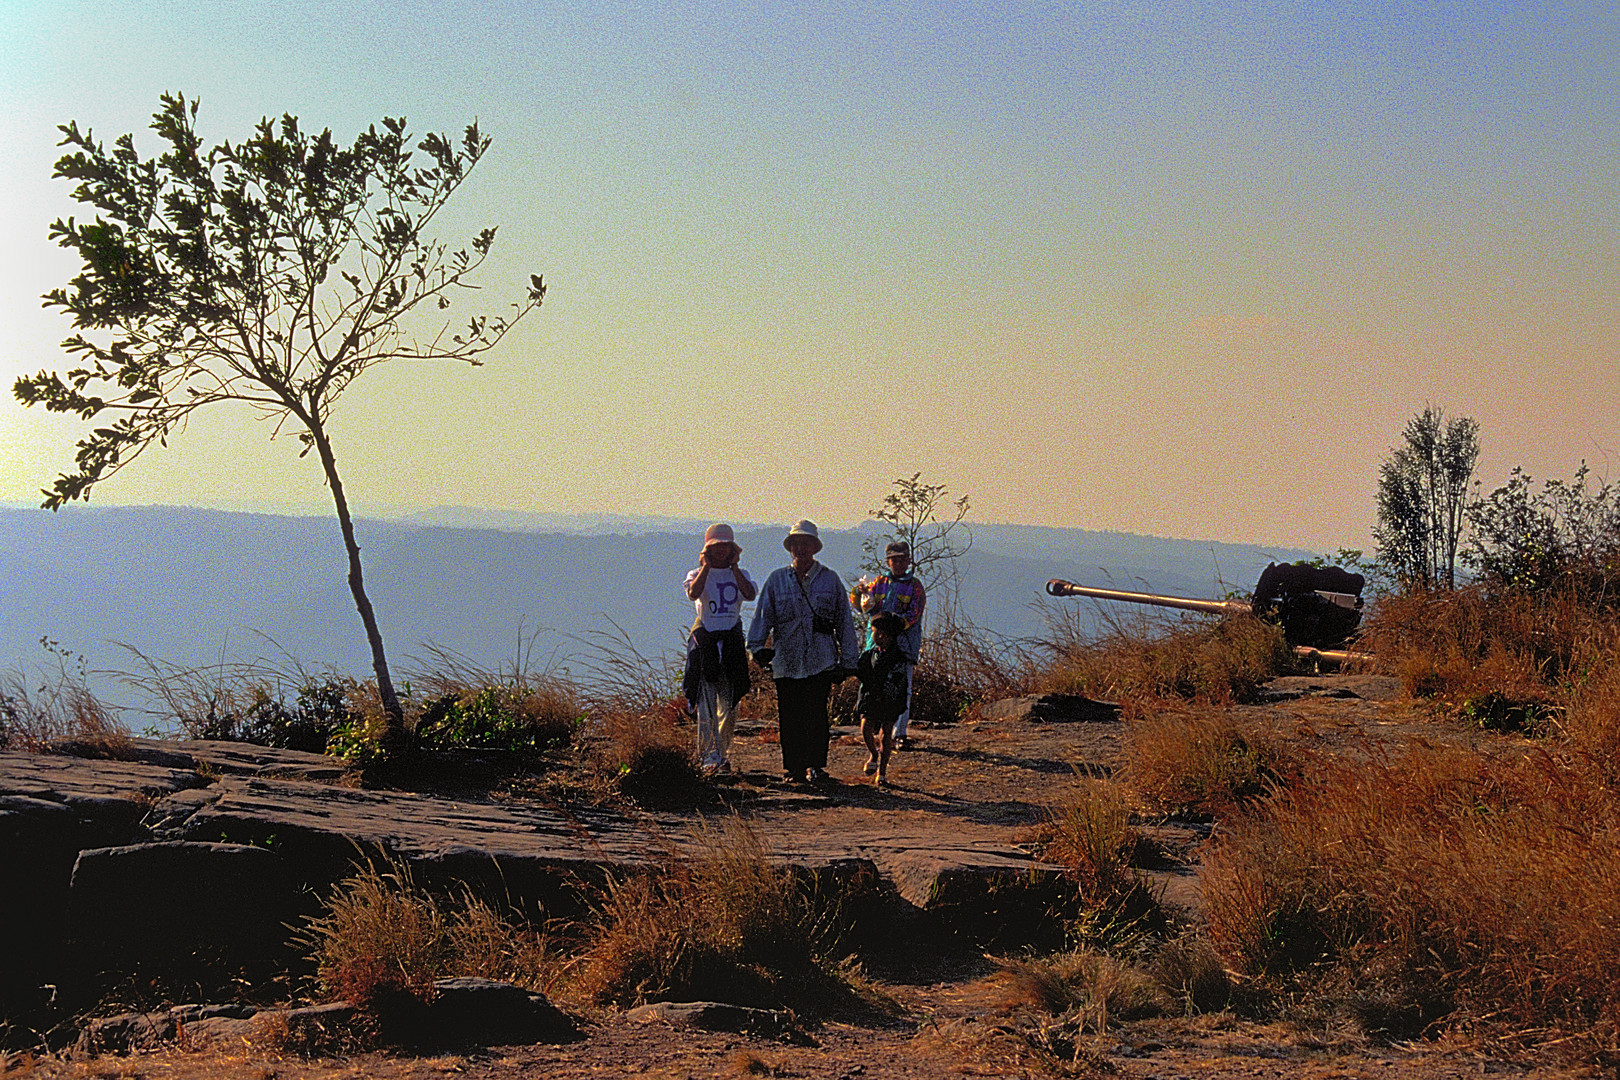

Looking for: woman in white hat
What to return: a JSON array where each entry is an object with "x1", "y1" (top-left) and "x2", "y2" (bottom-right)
[{"x1": 747, "y1": 519, "x2": 858, "y2": 784}]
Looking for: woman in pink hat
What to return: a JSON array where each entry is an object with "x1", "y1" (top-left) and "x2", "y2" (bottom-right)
[{"x1": 683, "y1": 523, "x2": 756, "y2": 774}]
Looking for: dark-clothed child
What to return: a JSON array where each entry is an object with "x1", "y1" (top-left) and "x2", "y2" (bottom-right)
[{"x1": 857, "y1": 612, "x2": 910, "y2": 786}]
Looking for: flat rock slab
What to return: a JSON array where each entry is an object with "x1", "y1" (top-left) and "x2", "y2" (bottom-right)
[
  {"x1": 977, "y1": 695, "x2": 1122, "y2": 723},
  {"x1": 627, "y1": 1000, "x2": 795, "y2": 1036},
  {"x1": 1260, "y1": 674, "x2": 1401, "y2": 702},
  {"x1": 1, "y1": 744, "x2": 1065, "y2": 928}
]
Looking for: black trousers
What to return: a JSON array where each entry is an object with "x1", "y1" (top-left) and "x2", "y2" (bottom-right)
[{"x1": 775, "y1": 671, "x2": 834, "y2": 775}]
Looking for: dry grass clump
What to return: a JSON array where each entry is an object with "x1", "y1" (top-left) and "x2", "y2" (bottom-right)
[
  {"x1": 1024, "y1": 781, "x2": 1161, "y2": 941},
  {"x1": 926, "y1": 1012, "x2": 1112, "y2": 1080},
  {"x1": 1202, "y1": 744, "x2": 1620, "y2": 1051},
  {"x1": 571, "y1": 818, "x2": 861, "y2": 1014},
  {"x1": 1124, "y1": 710, "x2": 1298, "y2": 818},
  {"x1": 298, "y1": 856, "x2": 560, "y2": 1014},
  {"x1": 911, "y1": 606, "x2": 1033, "y2": 726},
  {"x1": 588, "y1": 698, "x2": 703, "y2": 807},
  {"x1": 1034, "y1": 608, "x2": 1291, "y2": 715},
  {"x1": 298, "y1": 857, "x2": 454, "y2": 1010},
  {"x1": 994, "y1": 950, "x2": 1166, "y2": 1025}
]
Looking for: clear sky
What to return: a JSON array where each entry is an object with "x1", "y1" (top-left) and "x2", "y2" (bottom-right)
[{"x1": 2, "y1": 1, "x2": 1615, "y2": 554}]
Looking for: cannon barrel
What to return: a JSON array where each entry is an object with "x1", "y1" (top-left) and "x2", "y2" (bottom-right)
[
  {"x1": 1045, "y1": 579, "x2": 1251, "y2": 617},
  {"x1": 1047, "y1": 562, "x2": 1368, "y2": 653}
]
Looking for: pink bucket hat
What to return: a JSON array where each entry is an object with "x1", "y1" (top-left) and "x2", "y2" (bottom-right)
[{"x1": 703, "y1": 523, "x2": 737, "y2": 550}]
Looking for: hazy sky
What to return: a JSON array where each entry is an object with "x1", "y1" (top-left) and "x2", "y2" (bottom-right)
[{"x1": 2, "y1": 1, "x2": 1615, "y2": 553}]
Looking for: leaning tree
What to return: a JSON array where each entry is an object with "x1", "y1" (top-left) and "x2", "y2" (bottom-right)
[{"x1": 14, "y1": 92, "x2": 546, "y2": 742}]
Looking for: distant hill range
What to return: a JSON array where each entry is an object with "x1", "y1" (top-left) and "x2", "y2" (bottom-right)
[{"x1": 0, "y1": 505, "x2": 1315, "y2": 702}]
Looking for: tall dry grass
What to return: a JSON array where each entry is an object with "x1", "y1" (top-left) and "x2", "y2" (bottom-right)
[
  {"x1": 1203, "y1": 745, "x2": 1620, "y2": 1050},
  {"x1": 296, "y1": 854, "x2": 561, "y2": 1039},
  {"x1": 0, "y1": 641, "x2": 129, "y2": 753},
  {"x1": 1367, "y1": 584, "x2": 1619, "y2": 712},
  {"x1": 1024, "y1": 780, "x2": 1161, "y2": 942},
  {"x1": 1124, "y1": 710, "x2": 1299, "y2": 818}
]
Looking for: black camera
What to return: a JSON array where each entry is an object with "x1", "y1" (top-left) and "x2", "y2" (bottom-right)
[{"x1": 812, "y1": 614, "x2": 836, "y2": 635}]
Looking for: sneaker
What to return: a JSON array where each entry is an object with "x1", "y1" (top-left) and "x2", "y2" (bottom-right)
[
  {"x1": 862, "y1": 754, "x2": 878, "y2": 776},
  {"x1": 807, "y1": 767, "x2": 834, "y2": 786},
  {"x1": 894, "y1": 736, "x2": 910, "y2": 750},
  {"x1": 782, "y1": 769, "x2": 804, "y2": 784},
  {"x1": 875, "y1": 770, "x2": 888, "y2": 787}
]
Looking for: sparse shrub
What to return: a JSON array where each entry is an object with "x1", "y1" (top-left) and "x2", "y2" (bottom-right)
[
  {"x1": 1124, "y1": 710, "x2": 1296, "y2": 818},
  {"x1": 1465, "y1": 462, "x2": 1620, "y2": 598},
  {"x1": 1202, "y1": 745, "x2": 1620, "y2": 1050}
]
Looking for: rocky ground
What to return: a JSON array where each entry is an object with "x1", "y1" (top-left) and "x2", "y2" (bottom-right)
[{"x1": 1, "y1": 675, "x2": 1597, "y2": 1079}]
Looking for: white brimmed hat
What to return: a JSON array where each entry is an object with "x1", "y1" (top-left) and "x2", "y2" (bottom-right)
[
  {"x1": 783, "y1": 519, "x2": 822, "y2": 554},
  {"x1": 703, "y1": 523, "x2": 737, "y2": 549}
]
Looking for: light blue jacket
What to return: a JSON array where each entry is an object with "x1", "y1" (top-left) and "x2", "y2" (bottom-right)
[{"x1": 747, "y1": 561, "x2": 859, "y2": 679}]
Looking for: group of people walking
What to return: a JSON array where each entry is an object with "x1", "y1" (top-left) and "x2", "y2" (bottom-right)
[{"x1": 682, "y1": 519, "x2": 925, "y2": 786}]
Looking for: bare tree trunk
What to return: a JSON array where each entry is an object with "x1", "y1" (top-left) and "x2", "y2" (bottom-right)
[{"x1": 307, "y1": 421, "x2": 406, "y2": 743}]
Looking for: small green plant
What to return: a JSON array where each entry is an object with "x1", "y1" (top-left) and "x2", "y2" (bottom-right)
[
  {"x1": 327, "y1": 713, "x2": 390, "y2": 766},
  {"x1": 414, "y1": 686, "x2": 580, "y2": 753},
  {"x1": 1457, "y1": 690, "x2": 1556, "y2": 736}
]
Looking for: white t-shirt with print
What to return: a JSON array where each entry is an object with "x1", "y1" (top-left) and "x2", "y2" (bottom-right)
[{"x1": 684, "y1": 566, "x2": 757, "y2": 632}]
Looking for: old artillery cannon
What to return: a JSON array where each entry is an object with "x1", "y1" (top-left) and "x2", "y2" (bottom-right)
[{"x1": 1045, "y1": 562, "x2": 1370, "y2": 661}]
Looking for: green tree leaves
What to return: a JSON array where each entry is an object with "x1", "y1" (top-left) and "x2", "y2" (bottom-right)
[{"x1": 1374, "y1": 405, "x2": 1480, "y2": 591}]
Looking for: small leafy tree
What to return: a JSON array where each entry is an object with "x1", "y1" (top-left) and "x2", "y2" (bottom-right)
[
  {"x1": 14, "y1": 93, "x2": 546, "y2": 741},
  {"x1": 1373, "y1": 405, "x2": 1480, "y2": 590},
  {"x1": 858, "y1": 472, "x2": 972, "y2": 592},
  {"x1": 1466, "y1": 463, "x2": 1620, "y2": 595}
]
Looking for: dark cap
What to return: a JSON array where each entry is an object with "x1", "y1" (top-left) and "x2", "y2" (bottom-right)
[
  {"x1": 870, "y1": 611, "x2": 906, "y2": 635},
  {"x1": 884, "y1": 540, "x2": 911, "y2": 557}
]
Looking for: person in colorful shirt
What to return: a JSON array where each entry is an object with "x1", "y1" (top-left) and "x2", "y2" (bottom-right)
[
  {"x1": 747, "y1": 519, "x2": 858, "y2": 784},
  {"x1": 683, "y1": 523, "x2": 757, "y2": 774},
  {"x1": 851, "y1": 540, "x2": 927, "y2": 747}
]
